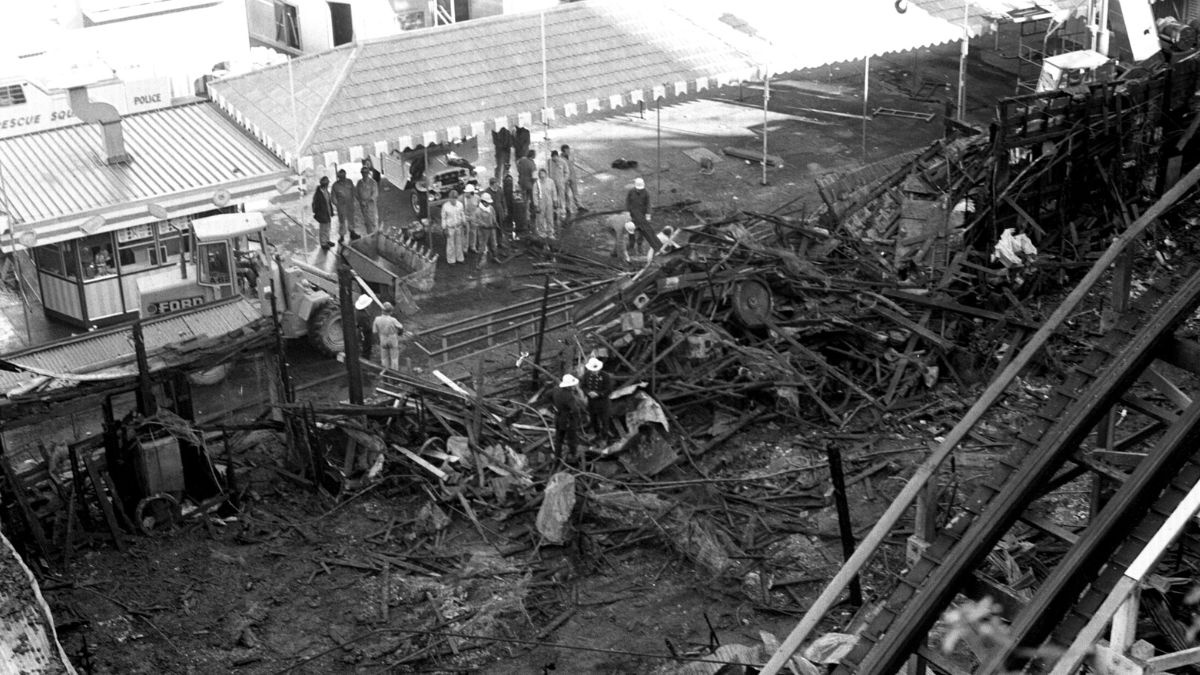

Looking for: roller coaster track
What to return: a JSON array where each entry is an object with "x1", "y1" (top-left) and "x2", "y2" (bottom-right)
[
  {"x1": 757, "y1": 164, "x2": 1200, "y2": 675},
  {"x1": 831, "y1": 265, "x2": 1200, "y2": 674}
]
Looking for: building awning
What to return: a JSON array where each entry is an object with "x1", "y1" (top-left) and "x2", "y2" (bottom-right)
[
  {"x1": 906, "y1": 0, "x2": 1078, "y2": 38},
  {"x1": 664, "y1": 0, "x2": 967, "y2": 76},
  {"x1": 0, "y1": 296, "x2": 267, "y2": 397},
  {"x1": 0, "y1": 102, "x2": 290, "y2": 249},
  {"x1": 209, "y1": 0, "x2": 969, "y2": 174}
]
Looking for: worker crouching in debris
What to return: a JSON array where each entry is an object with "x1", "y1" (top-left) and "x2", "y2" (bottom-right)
[
  {"x1": 552, "y1": 373, "x2": 586, "y2": 463},
  {"x1": 581, "y1": 357, "x2": 615, "y2": 442},
  {"x1": 610, "y1": 220, "x2": 636, "y2": 263}
]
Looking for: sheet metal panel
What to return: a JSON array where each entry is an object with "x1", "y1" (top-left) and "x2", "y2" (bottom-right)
[
  {"x1": 0, "y1": 103, "x2": 287, "y2": 229},
  {"x1": 0, "y1": 297, "x2": 264, "y2": 394}
]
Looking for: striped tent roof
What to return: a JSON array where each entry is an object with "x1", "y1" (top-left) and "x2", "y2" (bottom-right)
[{"x1": 210, "y1": 0, "x2": 967, "y2": 174}]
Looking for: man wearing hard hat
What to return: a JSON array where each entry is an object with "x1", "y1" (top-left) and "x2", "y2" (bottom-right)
[
  {"x1": 473, "y1": 192, "x2": 501, "y2": 267},
  {"x1": 625, "y1": 176, "x2": 657, "y2": 256},
  {"x1": 609, "y1": 220, "x2": 636, "y2": 263},
  {"x1": 581, "y1": 357, "x2": 615, "y2": 442},
  {"x1": 463, "y1": 183, "x2": 481, "y2": 253},
  {"x1": 551, "y1": 373, "x2": 586, "y2": 463}
]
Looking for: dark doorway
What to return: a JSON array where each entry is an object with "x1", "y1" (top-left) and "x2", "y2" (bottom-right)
[{"x1": 329, "y1": 2, "x2": 353, "y2": 46}]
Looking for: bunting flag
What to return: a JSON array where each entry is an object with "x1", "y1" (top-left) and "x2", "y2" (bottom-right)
[{"x1": 218, "y1": 68, "x2": 759, "y2": 174}]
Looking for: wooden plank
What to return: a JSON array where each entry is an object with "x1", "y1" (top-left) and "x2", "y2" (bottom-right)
[
  {"x1": 914, "y1": 646, "x2": 973, "y2": 675},
  {"x1": 874, "y1": 306, "x2": 950, "y2": 351},
  {"x1": 98, "y1": 464, "x2": 137, "y2": 532},
  {"x1": 1003, "y1": 195, "x2": 1048, "y2": 237},
  {"x1": 0, "y1": 454, "x2": 51, "y2": 561},
  {"x1": 81, "y1": 452, "x2": 126, "y2": 552},
  {"x1": 881, "y1": 289, "x2": 1041, "y2": 330},
  {"x1": 1018, "y1": 513, "x2": 1079, "y2": 545},
  {"x1": 1147, "y1": 645, "x2": 1200, "y2": 672},
  {"x1": 1091, "y1": 645, "x2": 1146, "y2": 675},
  {"x1": 1142, "y1": 365, "x2": 1193, "y2": 410},
  {"x1": 1110, "y1": 590, "x2": 1140, "y2": 653},
  {"x1": 722, "y1": 146, "x2": 783, "y2": 166},
  {"x1": 390, "y1": 444, "x2": 447, "y2": 481}
]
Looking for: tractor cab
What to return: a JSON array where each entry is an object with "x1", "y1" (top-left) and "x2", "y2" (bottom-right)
[
  {"x1": 192, "y1": 212, "x2": 268, "y2": 295},
  {"x1": 137, "y1": 212, "x2": 269, "y2": 317}
]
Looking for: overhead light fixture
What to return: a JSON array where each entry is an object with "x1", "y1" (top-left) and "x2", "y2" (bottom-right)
[
  {"x1": 18, "y1": 231, "x2": 37, "y2": 248},
  {"x1": 147, "y1": 203, "x2": 169, "y2": 220},
  {"x1": 275, "y1": 176, "x2": 297, "y2": 193},
  {"x1": 80, "y1": 215, "x2": 106, "y2": 234},
  {"x1": 212, "y1": 189, "x2": 232, "y2": 207}
]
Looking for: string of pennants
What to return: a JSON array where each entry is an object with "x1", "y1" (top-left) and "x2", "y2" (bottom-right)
[{"x1": 211, "y1": 67, "x2": 759, "y2": 177}]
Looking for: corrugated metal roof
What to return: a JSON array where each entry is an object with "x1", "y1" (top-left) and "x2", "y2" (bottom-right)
[
  {"x1": 0, "y1": 102, "x2": 289, "y2": 246},
  {"x1": 211, "y1": 0, "x2": 972, "y2": 172},
  {"x1": 0, "y1": 296, "x2": 264, "y2": 395}
]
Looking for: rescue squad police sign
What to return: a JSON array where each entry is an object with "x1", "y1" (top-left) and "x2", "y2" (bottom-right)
[{"x1": 0, "y1": 76, "x2": 173, "y2": 139}]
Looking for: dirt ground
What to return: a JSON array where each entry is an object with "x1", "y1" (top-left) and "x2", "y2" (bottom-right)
[{"x1": 27, "y1": 44, "x2": 1117, "y2": 674}]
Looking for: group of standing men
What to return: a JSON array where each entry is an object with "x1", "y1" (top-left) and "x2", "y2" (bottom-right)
[
  {"x1": 440, "y1": 181, "x2": 506, "y2": 267},
  {"x1": 311, "y1": 159, "x2": 383, "y2": 249},
  {"x1": 514, "y1": 144, "x2": 585, "y2": 240},
  {"x1": 551, "y1": 357, "x2": 615, "y2": 463}
]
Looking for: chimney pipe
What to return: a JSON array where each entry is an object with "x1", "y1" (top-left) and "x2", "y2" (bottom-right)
[{"x1": 67, "y1": 87, "x2": 130, "y2": 166}]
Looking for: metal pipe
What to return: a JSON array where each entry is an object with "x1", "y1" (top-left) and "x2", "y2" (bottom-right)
[
  {"x1": 286, "y1": 38, "x2": 306, "y2": 252},
  {"x1": 762, "y1": 71, "x2": 770, "y2": 186},
  {"x1": 862, "y1": 56, "x2": 870, "y2": 163},
  {"x1": 540, "y1": 11, "x2": 550, "y2": 154},
  {"x1": 657, "y1": 100, "x2": 662, "y2": 197},
  {"x1": 958, "y1": 0, "x2": 969, "y2": 120}
]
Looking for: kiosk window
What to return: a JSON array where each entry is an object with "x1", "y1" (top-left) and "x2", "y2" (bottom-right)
[
  {"x1": 158, "y1": 223, "x2": 191, "y2": 263},
  {"x1": 34, "y1": 244, "x2": 64, "y2": 276},
  {"x1": 79, "y1": 233, "x2": 116, "y2": 279},
  {"x1": 198, "y1": 241, "x2": 231, "y2": 285},
  {"x1": 60, "y1": 240, "x2": 81, "y2": 279}
]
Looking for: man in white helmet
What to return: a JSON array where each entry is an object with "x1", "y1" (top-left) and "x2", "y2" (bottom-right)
[
  {"x1": 472, "y1": 192, "x2": 500, "y2": 266},
  {"x1": 372, "y1": 302, "x2": 405, "y2": 370},
  {"x1": 581, "y1": 357, "x2": 615, "y2": 442},
  {"x1": 462, "y1": 183, "x2": 481, "y2": 253},
  {"x1": 609, "y1": 220, "x2": 636, "y2": 263},
  {"x1": 625, "y1": 176, "x2": 656, "y2": 255},
  {"x1": 551, "y1": 373, "x2": 586, "y2": 462}
]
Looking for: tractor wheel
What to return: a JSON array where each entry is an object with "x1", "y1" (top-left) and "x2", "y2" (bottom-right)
[
  {"x1": 307, "y1": 302, "x2": 345, "y2": 357},
  {"x1": 732, "y1": 278, "x2": 773, "y2": 328}
]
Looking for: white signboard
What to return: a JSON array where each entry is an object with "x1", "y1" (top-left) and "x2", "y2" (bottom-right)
[{"x1": 0, "y1": 76, "x2": 173, "y2": 139}]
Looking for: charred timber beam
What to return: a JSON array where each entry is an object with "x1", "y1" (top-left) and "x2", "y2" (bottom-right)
[
  {"x1": 1159, "y1": 336, "x2": 1200, "y2": 376},
  {"x1": 880, "y1": 290, "x2": 1041, "y2": 330}
]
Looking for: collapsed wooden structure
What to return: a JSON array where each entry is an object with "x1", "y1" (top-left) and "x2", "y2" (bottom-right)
[{"x1": 5, "y1": 43, "x2": 1200, "y2": 675}]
